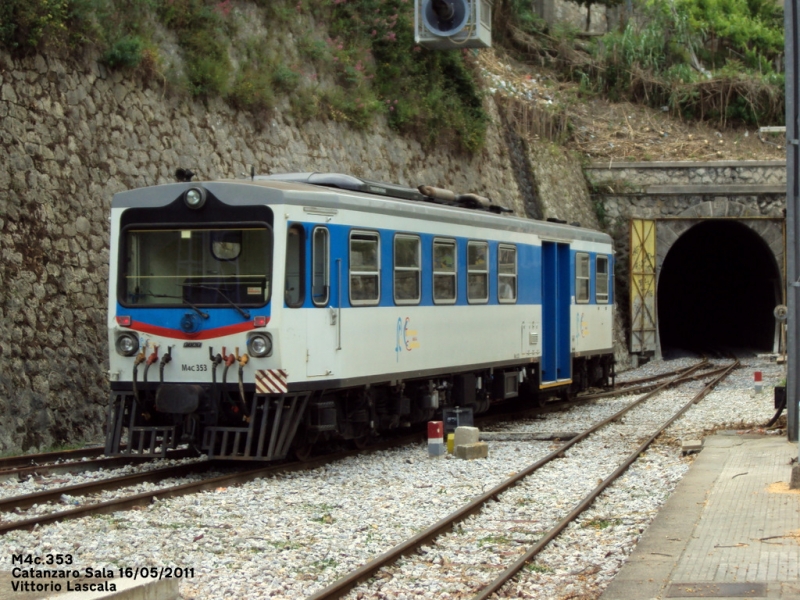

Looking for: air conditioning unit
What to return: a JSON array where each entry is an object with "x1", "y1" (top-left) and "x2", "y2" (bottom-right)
[{"x1": 415, "y1": 0, "x2": 493, "y2": 50}]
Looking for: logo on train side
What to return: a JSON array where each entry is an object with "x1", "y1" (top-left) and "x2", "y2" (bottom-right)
[
  {"x1": 395, "y1": 317, "x2": 420, "y2": 361},
  {"x1": 575, "y1": 312, "x2": 589, "y2": 338}
]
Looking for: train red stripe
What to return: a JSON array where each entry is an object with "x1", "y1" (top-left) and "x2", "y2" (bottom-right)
[{"x1": 125, "y1": 319, "x2": 265, "y2": 340}]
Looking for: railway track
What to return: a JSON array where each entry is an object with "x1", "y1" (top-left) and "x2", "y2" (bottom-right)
[
  {"x1": 0, "y1": 428, "x2": 439, "y2": 534},
  {"x1": 306, "y1": 358, "x2": 739, "y2": 600},
  {"x1": 612, "y1": 358, "x2": 710, "y2": 388},
  {"x1": 0, "y1": 446, "x2": 109, "y2": 471},
  {"x1": 0, "y1": 361, "x2": 682, "y2": 477},
  {"x1": 577, "y1": 358, "x2": 718, "y2": 401},
  {"x1": 0, "y1": 449, "x2": 197, "y2": 482},
  {"x1": 0, "y1": 360, "x2": 711, "y2": 537}
]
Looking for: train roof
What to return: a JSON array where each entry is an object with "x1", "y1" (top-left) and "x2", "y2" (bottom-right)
[{"x1": 112, "y1": 173, "x2": 613, "y2": 246}]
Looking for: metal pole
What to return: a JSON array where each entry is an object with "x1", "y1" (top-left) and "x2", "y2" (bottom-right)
[{"x1": 786, "y1": 0, "x2": 799, "y2": 443}]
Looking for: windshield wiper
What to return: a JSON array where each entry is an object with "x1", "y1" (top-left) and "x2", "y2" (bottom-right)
[
  {"x1": 132, "y1": 292, "x2": 209, "y2": 319},
  {"x1": 179, "y1": 284, "x2": 251, "y2": 319}
]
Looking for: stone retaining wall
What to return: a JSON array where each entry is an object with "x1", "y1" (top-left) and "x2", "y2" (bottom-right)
[
  {"x1": 0, "y1": 48, "x2": 531, "y2": 452},
  {"x1": 1, "y1": 48, "x2": 682, "y2": 451}
]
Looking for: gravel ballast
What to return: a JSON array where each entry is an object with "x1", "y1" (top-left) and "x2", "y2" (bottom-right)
[{"x1": 0, "y1": 356, "x2": 785, "y2": 599}]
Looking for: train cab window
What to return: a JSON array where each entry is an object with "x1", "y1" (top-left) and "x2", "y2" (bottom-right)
[
  {"x1": 394, "y1": 234, "x2": 421, "y2": 305},
  {"x1": 467, "y1": 241, "x2": 489, "y2": 303},
  {"x1": 285, "y1": 225, "x2": 305, "y2": 307},
  {"x1": 498, "y1": 244, "x2": 517, "y2": 303},
  {"x1": 596, "y1": 255, "x2": 610, "y2": 304},
  {"x1": 311, "y1": 227, "x2": 330, "y2": 307},
  {"x1": 433, "y1": 238, "x2": 457, "y2": 304},
  {"x1": 122, "y1": 227, "x2": 272, "y2": 308},
  {"x1": 576, "y1": 252, "x2": 590, "y2": 304},
  {"x1": 349, "y1": 231, "x2": 380, "y2": 305}
]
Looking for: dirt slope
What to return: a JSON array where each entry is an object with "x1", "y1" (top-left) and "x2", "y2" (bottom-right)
[{"x1": 478, "y1": 49, "x2": 786, "y2": 163}]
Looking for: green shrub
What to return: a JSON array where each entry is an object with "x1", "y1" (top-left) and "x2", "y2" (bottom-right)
[
  {"x1": 569, "y1": 0, "x2": 784, "y2": 124},
  {"x1": 290, "y1": 86, "x2": 320, "y2": 123},
  {"x1": 297, "y1": 34, "x2": 329, "y2": 64},
  {"x1": 157, "y1": 0, "x2": 232, "y2": 97},
  {"x1": 0, "y1": 0, "x2": 98, "y2": 52},
  {"x1": 271, "y1": 63, "x2": 300, "y2": 92},
  {"x1": 102, "y1": 35, "x2": 145, "y2": 68},
  {"x1": 321, "y1": 86, "x2": 381, "y2": 129},
  {"x1": 229, "y1": 67, "x2": 276, "y2": 113},
  {"x1": 326, "y1": 0, "x2": 488, "y2": 152}
]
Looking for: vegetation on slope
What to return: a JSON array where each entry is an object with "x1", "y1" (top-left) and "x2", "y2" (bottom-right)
[
  {"x1": 0, "y1": 0, "x2": 486, "y2": 152},
  {"x1": 0, "y1": 0, "x2": 786, "y2": 152},
  {"x1": 499, "y1": 0, "x2": 784, "y2": 126}
]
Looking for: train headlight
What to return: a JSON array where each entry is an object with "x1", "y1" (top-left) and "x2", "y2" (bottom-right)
[
  {"x1": 184, "y1": 187, "x2": 207, "y2": 209},
  {"x1": 115, "y1": 333, "x2": 140, "y2": 357},
  {"x1": 247, "y1": 333, "x2": 272, "y2": 357}
]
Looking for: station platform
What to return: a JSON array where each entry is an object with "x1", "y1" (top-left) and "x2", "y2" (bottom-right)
[{"x1": 601, "y1": 434, "x2": 800, "y2": 600}]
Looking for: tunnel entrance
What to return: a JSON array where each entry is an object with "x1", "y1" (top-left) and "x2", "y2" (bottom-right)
[{"x1": 657, "y1": 220, "x2": 781, "y2": 355}]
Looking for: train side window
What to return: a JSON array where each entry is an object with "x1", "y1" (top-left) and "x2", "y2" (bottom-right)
[
  {"x1": 285, "y1": 225, "x2": 305, "y2": 308},
  {"x1": 394, "y1": 234, "x2": 421, "y2": 305},
  {"x1": 467, "y1": 241, "x2": 489, "y2": 303},
  {"x1": 311, "y1": 227, "x2": 329, "y2": 307},
  {"x1": 433, "y1": 238, "x2": 457, "y2": 304},
  {"x1": 576, "y1": 252, "x2": 590, "y2": 304},
  {"x1": 349, "y1": 231, "x2": 380, "y2": 305},
  {"x1": 596, "y1": 255, "x2": 609, "y2": 304},
  {"x1": 498, "y1": 244, "x2": 517, "y2": 303}
]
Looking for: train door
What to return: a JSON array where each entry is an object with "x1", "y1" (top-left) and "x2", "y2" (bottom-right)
[
  {"x1": 306, "y1": 226, "x2": 337, "y2": 377},
  {"x1": 541, "y1": 242, "x2": 572, "y2": 386}
]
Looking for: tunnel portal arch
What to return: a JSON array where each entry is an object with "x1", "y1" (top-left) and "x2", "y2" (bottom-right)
[{"x1": 655, "y1": 212, "x2": 784, "y2": 355}]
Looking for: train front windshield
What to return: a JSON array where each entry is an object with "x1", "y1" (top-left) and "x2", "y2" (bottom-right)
[{"x1": 120, "y1": 227, "x2": 273, "y2": 307}]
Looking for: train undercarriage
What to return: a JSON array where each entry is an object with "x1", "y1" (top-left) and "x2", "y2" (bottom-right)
[{"x1": 104, "y1": 355, "x2": 614, "y2": 461}]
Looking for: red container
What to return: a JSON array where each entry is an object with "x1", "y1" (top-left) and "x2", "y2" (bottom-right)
[
  {"x1": 754, "y1": 371, "x2": 763, "y2": 382},
  {"x1": 427, "y1": 421, "x2": 443, "y2": 442}
]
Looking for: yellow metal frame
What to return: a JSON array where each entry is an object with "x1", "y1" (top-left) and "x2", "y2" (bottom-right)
[{"x1": 630, "y1": 219, "x2": 657, "y2": 354}]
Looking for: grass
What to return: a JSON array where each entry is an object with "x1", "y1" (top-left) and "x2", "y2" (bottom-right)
[
  {"x1": 0, "y1": 0, "x2": 488, "y2": 152},
  {"x1": 268, "y1": 540, "x2": 304, "y2": 551},
  {"x1": 478, "y1": 534, "x2": 513, "y2": 546},
  {"x1": 502, "y1": 0, "x2": 785, "y2": 127},
  {"x1": 1, "y1": 0, "x2": 785, "y2": 135},
  {"x1": 583, "y1": 518, "x2": 622, "y2": 530},
  {"x1": 311, "y1": 557, "x2": 338, "y2": 571},
  {"x1": 525, "y1": 562, "x2": 554, "y2": 574}
]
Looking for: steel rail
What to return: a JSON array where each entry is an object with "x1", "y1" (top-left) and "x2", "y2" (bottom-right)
[
  {"x1": 579, "y1": 360, "x2": 727, "y2": 401},
  {"x1": 613, "y1": 358, "x2": 709, "y2": 387},
  {"x1": 0, "y1": 461, "x2": 217, "y2": 512},
  {"x1": 0, "y1": 446, "x2": 109, "y2": 471},
  {"x1": 304, "y1": 359, "x2": 712, "y2": 600},
  {"x1": 0, "y1": 430, "x2": 437, "y2": 534},
  {"x1": 471, "y1": 358, "x2": 740, "y2": 599},
  {"x1": 0, "y1": 454, "x2": 350, "y2": 534},
  {"x1": 0, "y1": 362, "x2": 705, "y2": 536},
  {"x1": 0, "y1": 449, "x2": 197, "y2": 482}
]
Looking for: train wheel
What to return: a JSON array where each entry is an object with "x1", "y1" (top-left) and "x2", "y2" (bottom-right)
[
  {"x1": 294, "y1": 442, "x2": 315, "y2": 461},
  {"x1": 351, "y1": 434, "x2": 371, "y2": 450},
  {"x1": 292, "y1": 427, "x2": 318, "y2": 461}
]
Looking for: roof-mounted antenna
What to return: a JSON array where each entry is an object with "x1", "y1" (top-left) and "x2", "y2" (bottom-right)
[{"x1": 175, "y1": 168, "x2": 195, "y2": 182}]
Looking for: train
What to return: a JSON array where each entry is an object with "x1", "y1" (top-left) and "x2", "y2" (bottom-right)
[{"x1": 105, "y1": 171, "x2": 615, "y2": 460}]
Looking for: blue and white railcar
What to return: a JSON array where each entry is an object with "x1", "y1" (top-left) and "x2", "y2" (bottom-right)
[{"x1": 105, "y1": 173, "x2": 614, "y2": 460}]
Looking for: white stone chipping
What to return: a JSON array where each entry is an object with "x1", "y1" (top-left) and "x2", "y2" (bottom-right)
[{"x1": 0, "y1": 356, "x2": 785, "y2": 599}]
